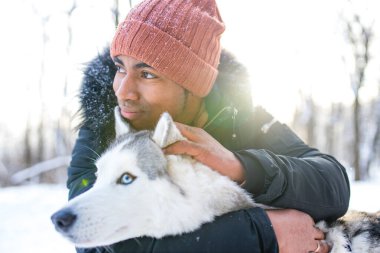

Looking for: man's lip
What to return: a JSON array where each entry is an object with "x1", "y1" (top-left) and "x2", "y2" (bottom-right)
[{"x1": 120, "y1": 108, "x2": 143, "y2": 120}]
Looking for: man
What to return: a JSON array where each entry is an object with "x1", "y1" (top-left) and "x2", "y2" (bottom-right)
[{"x1": 67, "y1": 0, "x2": 350, "y2": 252}]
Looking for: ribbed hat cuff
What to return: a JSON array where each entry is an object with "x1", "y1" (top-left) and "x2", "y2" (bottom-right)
[{"x1": 111, "y1": 20, "x2": 218, "y2": 97}]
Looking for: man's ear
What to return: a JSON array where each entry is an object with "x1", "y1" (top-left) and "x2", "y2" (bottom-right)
[
  {"x1": 152, "y1": 112, "x2": 185, "y2": 148},
  {"x1": 114, "y1": 106, "x2": 132, "y2": 137}
]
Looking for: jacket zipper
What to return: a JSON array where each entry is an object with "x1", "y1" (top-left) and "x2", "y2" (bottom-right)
[{"x1": 203, "y1": 105, "x2": 239, "y2": 140}]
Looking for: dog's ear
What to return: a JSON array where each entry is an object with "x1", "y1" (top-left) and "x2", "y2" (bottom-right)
[
  {"x1": 152, "y1": 112, "x2": 185, "y2": 148},
  {"x1": 114, "y1": 106, "x2": 132, "y2": 137}
]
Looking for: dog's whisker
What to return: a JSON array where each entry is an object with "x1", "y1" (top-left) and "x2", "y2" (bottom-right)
[
  {"x1": 81, "y1": 145, "x2": 101, "y2": 159},
  {"x1": 133, "y1": 238, "x2": 142, "y2": 247},
  {"x1": 106, "y1": 245, "x2": 116, "y2": 253},
  {"x1": 84, "y1": 156, "x2": 98, "y2": 163},
  {"x1": 95, "y1": 247, "x2": 106, "y2": 253}
]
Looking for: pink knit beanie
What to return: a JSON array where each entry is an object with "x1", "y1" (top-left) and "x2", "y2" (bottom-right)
[{"x1": 110, "y1": 0, "x2": 225, "y2": 97}]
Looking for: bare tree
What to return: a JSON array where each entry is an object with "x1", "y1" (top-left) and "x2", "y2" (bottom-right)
[
  {"x1": 291, "y1": 90, "x2": 317, "y2": 147},
  {"x1": 365, "y1": 90, "x2": 380, "y2": 175},
  {"x1": 0, "y1": 161, "x2": 8, "y2": 183},
  {"x1": 31, "y1": 5, "x2": 51, "y2": 170},
  {"x1": 23, "y1": 118, "x2": 33, "y2": 170},
  {"x1": 325, "y1": 103, "x2": 343, "y2": 156},
  {"x1": 55, "y1": 0, "x2": 78, "y2": 157},
  {"x1": 113, "y1": 0, "x2": 120, "y2": 27},
  {"x1": 344, "y1": 14, "x2": 373, "y2": 180}
]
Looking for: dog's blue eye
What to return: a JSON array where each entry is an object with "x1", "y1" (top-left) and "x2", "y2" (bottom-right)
[{"x1": 117, "y1": 172, "x2": 136, "y2": 185}]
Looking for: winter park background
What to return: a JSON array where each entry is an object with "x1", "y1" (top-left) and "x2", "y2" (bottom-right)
[{"x1": 1, "y1": 0, "x2": 380, "y2": 252}]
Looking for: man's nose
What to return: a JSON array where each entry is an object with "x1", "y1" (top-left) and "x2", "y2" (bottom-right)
[{"x1": 115, "y1": 75, "x2": 139, "y2": 101}]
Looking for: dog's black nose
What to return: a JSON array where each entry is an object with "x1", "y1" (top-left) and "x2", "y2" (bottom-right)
[{"x1": 51, "y1": 209, "x2": 77, "y2": 232}]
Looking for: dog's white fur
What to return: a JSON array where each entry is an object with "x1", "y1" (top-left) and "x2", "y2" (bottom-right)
[
  {"x1": 52, "y1": 107, "x2": 380, "y2": 252},
  {"x1": 54, "y1": 107, "x2": 255, "y2": 248}
]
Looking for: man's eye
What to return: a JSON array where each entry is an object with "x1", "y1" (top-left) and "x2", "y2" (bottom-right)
[
  {"x1": 141, "y1": 71, "x2": 156, "y2": 79},
  {"x1": 116, "y1": 66, "x2": 126, "y2": 74}
]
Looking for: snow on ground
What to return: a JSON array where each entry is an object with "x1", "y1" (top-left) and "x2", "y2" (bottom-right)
[
  {"x1": 0, "y1": 184, "x2": 74, "y2": 253},
  {"x1": 0, "y1": 177, "x2": 379, "y2": 253},
  {"x1": 348, "y1": 177, "x2": 380, "y2": 213}
]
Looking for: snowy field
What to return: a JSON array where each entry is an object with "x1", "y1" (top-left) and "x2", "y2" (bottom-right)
[{"x1": 0, "y1": 176, "x2": 379, "y2": 253}]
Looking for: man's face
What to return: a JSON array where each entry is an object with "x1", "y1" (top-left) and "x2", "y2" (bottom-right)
[{"x1": 113, "y1": 55, "x2": 203, "y2": 130}]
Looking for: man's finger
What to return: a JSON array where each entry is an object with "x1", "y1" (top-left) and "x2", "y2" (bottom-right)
[
  {"x1": 308, "y1": 240, "x2": 330, "y2": 253},
  {"x1": 313, "y1": 227, "x2": 325, "y2": 240},
  {"x1": 163, "y1": 140, "x2": 199, "y2": 157},
  {"x1": 174, "y1": 122, "x2": 201, "y2": 141},
  {"x1": 318, "y1": 240, "x2": 331, "y2": 253}
]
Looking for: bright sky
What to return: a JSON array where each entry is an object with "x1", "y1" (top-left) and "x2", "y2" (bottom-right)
[
  {"x1": 218, "y1": 0, "x2": 379, "y2": 122},
  {"x1": 0, "y1": 0, "x2": 379, "y2": 136}
]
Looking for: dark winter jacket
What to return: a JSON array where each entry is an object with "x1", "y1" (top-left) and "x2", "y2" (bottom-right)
[{"x1": 67, "y1": 48, "x2": 350, "y2": 253}]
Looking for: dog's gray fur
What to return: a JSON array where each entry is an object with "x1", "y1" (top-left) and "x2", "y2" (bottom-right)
[
  {"x1": 317, "y1": 210, "x2": 380, "y2": 253},
  {"x1": 110, "y1": 130, "x2": 167, "y2": 180}
]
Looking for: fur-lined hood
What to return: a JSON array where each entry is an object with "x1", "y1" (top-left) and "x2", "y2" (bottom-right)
[{"x1": 78, "y1": 47, "x2": 251, "y2": 150}]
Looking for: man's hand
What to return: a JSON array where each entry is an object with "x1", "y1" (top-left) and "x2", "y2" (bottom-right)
[
  {"x1": 266, "y1": 209, "x2": 331, "y2": 253},
  {"x1": 163, "y1": 122, "x2": 245, "y2": 184}
]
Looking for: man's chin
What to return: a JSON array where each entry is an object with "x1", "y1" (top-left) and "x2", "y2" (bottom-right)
[{"x1": 128, "y1": 120, "x2": 155, "y2": 131}]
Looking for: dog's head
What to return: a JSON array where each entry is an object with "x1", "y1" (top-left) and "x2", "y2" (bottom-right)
[{"x1": 51, "y1": 107, "x2": 185, "y2": 247}]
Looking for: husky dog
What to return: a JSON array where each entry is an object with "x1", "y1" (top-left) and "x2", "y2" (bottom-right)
[
  {"x1": 51, "y1": 107, "x2": 380, "y2": 252},
  {"x1": 51, "y1": 107, "x2": 257, "y2": 248}
]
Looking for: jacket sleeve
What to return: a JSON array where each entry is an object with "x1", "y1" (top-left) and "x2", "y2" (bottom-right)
[
  {"x1": 76, "y1": 208, "x2": 278, "y2": 253},
  {"x1": 67, "y1": 126, "x2": 279, "y2": 253},
  {"x1": 234, "y1": 107, "x2": 350, "y2": 221},
  {"x1": 67, "y1": 126, "x2": 99, "y2": 200}
]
